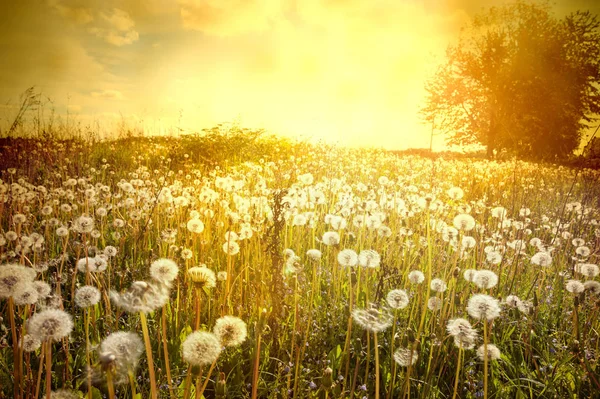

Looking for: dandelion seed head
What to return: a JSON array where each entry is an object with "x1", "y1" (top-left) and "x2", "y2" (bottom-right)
[
  {"x1": 473, "y1": 270, "x2": 498, "y2": 289},
  {"x1": 430, "y1": 278, "x2": 447, "y2": 293},
  {"x1": 13, "y1": 282, "x2": 39, "y2": 305},
  {"x1": 358, "y1": 250, "x2": 380, "y2": 268},
  {"x1": 306, "y1": 249, "x2": 322, "y2": 261},
  {"x1": 393, "y1": 347, "x2": 418, "y2": 367},
  {"x1": 565, "y1": 279, "x2": 585, "y2": 294},
  {"x1": 531, "y1": 251, "x2": 552, "y2": 267},
  {"x1": 28, "y1": 309, "x2": 74, "y2": 342},
  {"x1": 351, "y1": 304, "x2": 392, "y2": 332},
  {"x1": 150, "y1": 258, "x2": 179, "y2": 286},
  {"x1": 21, "y1": 334, "x2": 41, "y2": 352},
  {"x1": 214, "y1": 316, "x2": 247, "y2": 347},
  {"x1": 466, "y1": 294, "x2": 501, "y2": 321},
  {"x1": 0, "y1": 263, "x2": 37, "y2": 298},
  {"x1": 322, "y1": 231, "x2": 340, "y2": 246},
  {"x1": 50, "y1": 389, "x2": 80, "y2": 399},
  {"x1": 477, "y1": 344, "x2": 501, "y2": 361},
  {"x1": 188, "y1": 266, "x2": 217, "y2": 290},
  {"x1": 75, "y1": 286, "x2": 101, "y2": 308},
  {"x1": 575, "y1": 263, "x2": 599, "y2": 278},
  {"x1": 427, "y1": 297, "x2": 443, "y2": 311},
  {"x1": 110, "y1": 281, "x2": 169, "y2": 314},
  {"x1": 408, "y1": 270, "x2": 425, "y2": 284},
  {"x1": 583, "y1": 280, "x2": 600, "y2": 295},
  {"x1": 182, "y1": 331, "x2": 221, "y2": 366},
  {"x1": 386, "y1": 289, "x2": 409, "y2": 309},
  {"x1": 453, "y1": 214, "x2": 475, "y2": 231},
  {"x1": 99, "y1": 331, "x2": 144, "y2": 383}
]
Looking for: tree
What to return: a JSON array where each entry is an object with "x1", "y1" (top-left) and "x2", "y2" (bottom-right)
[{"x1": 420, "y1": 1, "x2": 600, "y2": 160}]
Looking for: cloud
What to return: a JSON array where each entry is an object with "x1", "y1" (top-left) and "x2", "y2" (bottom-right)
[
  {"x1": 89, "y1": 8, "x2": 139, "y2": 46},
  {"x1": 178, "y1": 0, "x2": 281, "y2": 36},
  {"x1": 90, "y1": 89, "x2": 124, "y2": 99},
  {"x1": 48, "y1": 0, "x2": 94, "y2": 24}
]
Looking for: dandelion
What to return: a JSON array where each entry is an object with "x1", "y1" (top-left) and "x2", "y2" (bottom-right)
[
  {"x1": 188, "y1": 266, "x2": 217, "y2": 290},
  {"x1": 50, "y1": 389, "x2": 80, "y2": 399},
  {"x1": 428, "y1": 297, "x2": 443, "y2": 311},
  {"x1": 447, "y1": 318, "x2": 478, "y2": 350},
  {"x1": 337, "y1": 249, "x2": 358, "y2": 267},
  {"x1": 583, "y1": 281, "x2": 600, "y2": 295},
  {"x1": 217, "y1": 271, "x2": 227, "y2": 281},
  {"x1": 322, "y1": 231, "x2": 340, "y2": 246},
  {"x1": 75, "y1": 286, "x2": 101, "y2": 308},
  {"x1": 150, "y1": 258, "x2": 179, "y2": 286},
  {"x1": 473, "y1": 270, "x2": 498, "y2": 289},
  {"x1": 99, "y1": 331, "x2": 144, "y2": 383},
  {"x1": 306, "y1": 249, "x2": 322, "y2": 261},
  {"x1": 0, "y1": 263, "x2": 37, "y2": 298},
  {"x1": 187, "y1": 219, "x2": 205, "y2": 234},
  {"x1": 358, "y1": 250, "x2": 381, "y2": 268},
  {"x1": 575, "y1": 246, "x2": 591, "y2": 258},
  {"x1": 453, "y1": 214, "x2": 475, "y2": 231},
  {"x1": 55, "y1": 226, "x2": 69, "y2": 237},
  {"x1": 386, "y1": 289, "x2": 409, "y2": 309},
  {"x1": 477, "y1": 344, "x2": 501, "y2": 361},
  {"x1": 517, "y1": 300, "x2": 533, "y2": 314},
  {"x1": 73, "y1": 215, "x2": 95, "y2": 233},
  {"x1": 447, "y1": 186, "x2": 464, "y2": 200},
  {"x1": 110, "y1": 281, "x2": 169, "y2": 314},
  {"x1": 28, "y1": 309, "x2": 74, "y2": 342},
  {"x1": 213, "y1": 316, "x2": 247, "y2": 347},
  {"x1": 504, "y1": 295, "x2": 520, "y2": 307},
  {"x1": 104, "y1": 246, "x2": 118, "y2": 257},
  {"x1": 351, "y1": 304, "x2": 392, "y2": 332},
  {"x1": 222, "y1": 240, "x2": 240, "y2": 255},
  {"x1": 430, "y1": 278, "x2": 447, "y2": 293},
  {"x1": 408, "y1": 270, "x2": 425, "y2": 284},
  {"x1": 393, "y1": 347, "x2": 418, "y2": 367},
  {"x1": 467, "y1": 294, "x2": 501, "y2": 321},
  {"x1": 463, "y1": 269, "x2": 478, "y2": 282},
  {"x1": 13, "y1": 282, "x2": 39, "y2": 305},
  {"x1": 565, "y1": 280, "x2": 585, "y2": 294},
  {"x1": 575, "y1": 263, "x2": 598, "y2": 278},
  {"x1": 182, "y1": 331, "x2": 221, "y2": 366},
  {"x1": 531, "y1": 251, "x2": 552, "y2": 267},
  {"x1": 491, "y1": 207, "x2": 507, "y2": 219},
  {"x1": 76, "y1": 256, "x2": 107, "y2": 273},
  {"x1": 21, "y1": 334, "x2": 41, "y2": 352}
]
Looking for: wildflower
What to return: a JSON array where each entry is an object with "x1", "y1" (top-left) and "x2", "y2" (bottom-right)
[
  {"x1": 575, "y1": 246, "x2": 591, "y2": 258},
  {"x1": 99, "y1": 331, "x2": 144, "y2": 383},
  {"x1": 213, "y1": 316, "x2": 247, "y2": 347},
  {"x1": 21, "y1": 334, "x2": 41, "y2": 352},
  {"x1": 531, "y1": 252, "x2": 552, "y2": 267},
  {"x1": 447, "y1": 186, "x2": 464, "y2": 200},
  {"x1": 467, "y1": 294, "x2": 501, "y2": 321},
  {"x1": 322, "y1": 231, "x2": 340, "y2": 246},
  {"x1": 565, "y1": 280, "x2": 585, "y2": 294},
  {"x1": 408, "y1": 270, "x2": 425, "y2": 284},
  {"x1": 188, "y1": 266, "x2": 217, "y2": 290},
  {"x1": 110, "y1": 281, "x2": 169, "y2": 314},
  {"x1": 476, "y1": 344, "x2": 501, "y2": 361},
  {"x1": 453, "y1": 214, "x2": 475, "y2": 231},
  {"x1": 306, "y1": 249, "x2": 322, "y2": 261},
  {"x1": 222, "y1": 241, "x2": 240, "y2": 255},
  {"x1": 13, "y1": 282, "x2": 39, "y2": 305},
  {"x1": 427, "y1": 297, "x2": 443, "y2": 311},
  {"x1": 182, "y1": 331, "x2": 221, "y2": 366},
  {"x1": 504, "y1": 295, "x2": 520, "y2": 307},
  {"x1": 75, "y1": 286, "x2": 101, "y2": 308},
  {"x1": 217, "y1": 271, "x2": 227, "y2": 281},
  {"x1": 447, "y1": 318, "x2": 478, "y2": 350},
  {"x1": 572, "y1": 238, "x2": 585, "y2": 247},
  {"x1": 73, "y1": 215, "x2": 95, "y2": 233},
  {"x1": 473, "y1": 270, "x2": 498, "y2": 289},
  {"x1": 575, "y1": 263, "x2": 599, "y2": 278},
  {"x1": 337, "y1": 249, "x2": 358, "y2": 267},
  {"x1": 583, "y1": 281, "x2": 600, "y2": 295},
  {"x1": 393, "y1": 347, "x2": 418, "y2": 367},
  {"x1": 352, "y1": 304, "x2": 392, "y2": 332},
  {"x1": 0, "y1": 263, "x2": 37, "y2": 298},
  {"x1": 491, "y1": 207, "x2": 507, "y2": 219},
  {"x1": 386, "y1": 289, "x2": 409, "y2": 309},
  {"x1": 463, "y1": 269, "x2": 478, "y2": 282},
  {"x1": 28, "y1": 309, "x2": 74, "y2": 342},
  {"x1": 430, "y1": 278, "x2": 447, "y2": 293},
  {"x1": 358, "y1": 250, "x2": 381, "y2": 268},
  {"x1": 55, "y1": 227, "x2": 69, "y2": 237},
  {"x1": 187, "y1": 219, "x2": 205, "y2": 234},
  {"x1": 150, "y1": 258, "x2": 179, "y2": 286},
  {"x1": 517, "y1": 300, "x2": 533, "y2": 314},
  {"x1": 104, "y1": 246, "x2": 118, "y2": 257},
  {"x1": 76, "y1": 256, "x2": 107, "y2": 273}
]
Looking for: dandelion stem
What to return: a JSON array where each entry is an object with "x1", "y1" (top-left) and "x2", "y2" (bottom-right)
[
  {"x1": 452, "y1": 347, "x2": 462, "y2": 399},
  {"x1": 374, "y1": 332, "x2": 380, "y2": 399},
  {"x1": 198, "y1": 357, "x2": 218, "y2": 398},
  {"x1": 45, "y1": 340, "x2": 52, "y2": 399},
  {"x1": 483, "y1": 320, "x2": 489, "y2": 399},
  {"x1": 140, "y1": 311, "x2": 158, "y2": 399}
]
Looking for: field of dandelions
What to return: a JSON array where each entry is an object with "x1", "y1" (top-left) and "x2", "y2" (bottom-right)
[{"x1": 1, "y1": 134, "x2": 599, "y2": 399}]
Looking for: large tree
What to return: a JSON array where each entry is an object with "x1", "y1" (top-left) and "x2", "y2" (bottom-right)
[{"x1": 421, "y1": 1, "x2": 600, "y2": 160}]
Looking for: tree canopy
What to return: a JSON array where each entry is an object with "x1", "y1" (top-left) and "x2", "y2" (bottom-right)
[{"x1": 420, "y1": 0, "x2": 600, "y2": 160}]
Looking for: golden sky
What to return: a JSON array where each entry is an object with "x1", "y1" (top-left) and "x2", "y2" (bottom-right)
[{"x1": 1, "y1": 0, "x2": 599, "y2": 149}]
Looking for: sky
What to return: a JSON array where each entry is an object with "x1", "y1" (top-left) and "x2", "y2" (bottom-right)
[{"x1": 1, "y1": 0, "x2": 599, "y2": 150}]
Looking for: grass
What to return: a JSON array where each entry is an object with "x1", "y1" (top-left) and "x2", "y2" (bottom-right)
[{"x1": 0, "y1": 130, "x2": 599, "y2": 398}]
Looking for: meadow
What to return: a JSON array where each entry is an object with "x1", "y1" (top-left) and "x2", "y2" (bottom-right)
[{"x1": 0, "y1": 130, "x2": 599, "y2": 399}]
